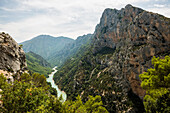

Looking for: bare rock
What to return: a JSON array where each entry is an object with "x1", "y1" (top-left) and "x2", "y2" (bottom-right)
[{"x1": 0, "y1": 32, "x2": 27, "y2": 77}]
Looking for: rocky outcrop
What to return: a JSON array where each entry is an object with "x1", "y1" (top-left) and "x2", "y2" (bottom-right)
[
  {"x1": 54, "y1": 4, "x2": 170, "y2": 113},
  {"x1": 93, "y1": 4, "x2": 170, "y2": 98},
  {"x1": 0, "y1": 32, "x2": 27, "y2": 80}
]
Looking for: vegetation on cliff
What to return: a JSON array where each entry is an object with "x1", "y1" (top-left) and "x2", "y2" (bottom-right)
[{"x1": 139, "y1": 56, "x2": 170, "y2": 112}]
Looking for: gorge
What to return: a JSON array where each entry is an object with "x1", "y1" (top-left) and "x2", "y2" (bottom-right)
[{"x1": 0, "y1": 3, "x2": 169, "y2": 113}]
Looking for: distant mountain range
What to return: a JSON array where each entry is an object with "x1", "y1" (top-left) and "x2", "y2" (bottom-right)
[
  {"x1": 21, "y1": 34, "x2": 92, "y2": 66},
  {"x1": 20, "y1": 35, "x2": 74, "y2": 59},
  {"x1": 47, "y1": 34, "x2": 92, "y2": 66}
]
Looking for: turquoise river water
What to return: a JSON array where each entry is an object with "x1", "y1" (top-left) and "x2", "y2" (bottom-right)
[{"x1": 47, "y1": 66, "x2": 67, "y2": 102}]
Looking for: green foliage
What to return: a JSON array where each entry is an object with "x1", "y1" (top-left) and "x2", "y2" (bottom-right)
[
  {"x1": 26, "y1": 51, "x2": 53, "y2": 77},
  {"x1": 64, "y1": 95, "x2": 108, "y2": 113},
  {"x1": 139, "y1": 56, "x2": 170, "y2": 113},
  {"x1": 19, "y1": 44, "x2": 23, "y2": 48},
  {"x1": 53, "y1": 38, "x2": 118, "y2": 112},
  {"x1": 0, "y1": 74, "x2": 8, "y2": 89},
  {"x1": 53, "y1": 38, "x2": 93, "y2": 87},
  {"x1": 0, "y1": 73, "x2": 108, "y2": 112},
  {"x1": 0, "y1": 73, "x2": 64, "y2": 112},
  {"x1": 32, "y1": 73, "x2": 48, "y2": 87}
]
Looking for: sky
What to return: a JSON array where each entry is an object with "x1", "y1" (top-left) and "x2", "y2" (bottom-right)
[{"x1": 0, "y1": 0, "x2": 170, "y2": 43}]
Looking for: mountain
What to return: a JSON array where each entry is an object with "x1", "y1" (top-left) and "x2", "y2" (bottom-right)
[
  {"x1": 0, "y1": 32, "x2": 27, "y2": 82},
  {"x1": 54, "y1": 4, "x2": 170, "y2": 112},
  {"x1": 48, "y1": 34, "x2": 92, "y2": 66},
  {"x1": 25, "y1": 51, "x2": 52, "y2": 77},
  {"x1": 20, "y1": 35, "x2": 74, "y2": 59}
]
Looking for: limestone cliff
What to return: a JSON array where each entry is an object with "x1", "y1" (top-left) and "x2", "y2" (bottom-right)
[
  {"x1": 0, "y1": 32, "x2": 27, "y2": 81},
  {"x1": 54, "y1": 4, "x2": 170, "y2": 113},
  {"x1": 93, "y1": 4, "x2": 170, "y2": 98}
]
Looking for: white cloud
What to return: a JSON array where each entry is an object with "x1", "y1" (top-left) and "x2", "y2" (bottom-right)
[
  {"x1": 0, "y1": 0, "x2": 169, "y2": 42},
  {"x1": 154, "y1": 4, "x2": 165, "y2": 8},
  {"x1": 0, "y1": 13, "x2": 95, "y2": 42},
  {"x1": 147, "y1": 7, "x2": 170, "y2": 17},
  {"x1": 155, "y1": 0, "x2": 168, "y2": 1}
]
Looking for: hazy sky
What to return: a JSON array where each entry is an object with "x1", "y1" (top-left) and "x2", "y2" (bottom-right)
[{"x1": 0, "y1": 0, "x2": 170, "y2": 42}]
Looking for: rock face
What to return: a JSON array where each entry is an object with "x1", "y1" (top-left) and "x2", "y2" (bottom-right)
[
  {"x1": 92, "y1": 4, "x2": 170, "y2": 112},
  {"x1": 0, "y1": 32, "x2": 27, "y2": 78},
  {"x1": 54, "y1": 4, "x2": 170, "y2": 113},
  {"x1": 93, "y1": 4, "x2": 170, "y2": 98}
]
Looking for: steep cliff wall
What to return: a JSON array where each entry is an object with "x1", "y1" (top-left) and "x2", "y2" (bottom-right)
[
  {"x1": 93, "y1": 4, "x2": 170, "y2": 98},
  {"x1": 0, "y1": 32, "x2": 27, "y2": 81}
]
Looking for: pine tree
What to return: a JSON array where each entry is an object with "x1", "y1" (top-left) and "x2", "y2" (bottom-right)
[{"x1": 139, "y1": 56, "x2": 170, "y2": 112}]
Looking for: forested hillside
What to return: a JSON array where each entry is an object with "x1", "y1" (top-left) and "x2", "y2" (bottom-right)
[
  {"x1": 25, "y1": 51, "x2": 52, "y2": 77},
  {"x1": 48, "y1": 34, "x2": 92, "y2": 66}
]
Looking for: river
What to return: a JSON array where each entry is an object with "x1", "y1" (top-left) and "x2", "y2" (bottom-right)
[{"x1": 47, "y1": 66, "x2": 67, "y2": 102}]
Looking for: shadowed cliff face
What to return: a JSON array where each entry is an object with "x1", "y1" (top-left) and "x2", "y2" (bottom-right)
[
  {"x1": 0, "y1": 32, "x2": 27, "y2": 79},
  {"x1": 54, "y1": 4, "x2": 170, "y2": 112}
]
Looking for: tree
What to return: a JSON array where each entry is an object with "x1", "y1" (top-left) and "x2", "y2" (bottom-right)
[
  {"x1": 64, "y1": 95, "x2": 108, "y2": 113},
  {"x1": 32, "y1": 73, "x2": 48, "y2": 88},
  {"x1": 0, "y1": 74, "x2": 8, "y2": 89},
  {"x1": 139, "y1": 56, "x2": 170, "y2": 112},
  {"x1": 0, "y1": 72, "x2": 109, "y2": 112},
  {"x1": 64, "y1": 95, "x2": 84, "y2": 113},
  {"x1": 85, "y1": 95, "x2": 108, "y2": 113},
  {"x1": 0, "y1": 73, "x2": 64, "y2": 113}
]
